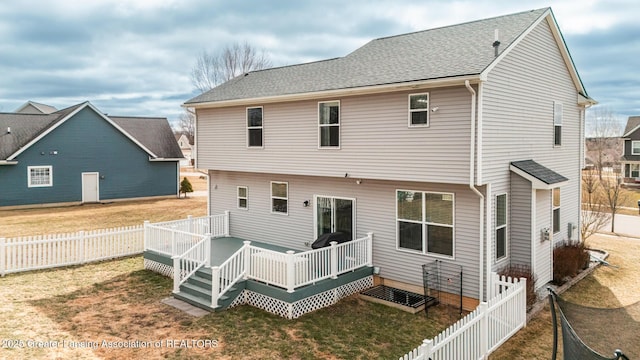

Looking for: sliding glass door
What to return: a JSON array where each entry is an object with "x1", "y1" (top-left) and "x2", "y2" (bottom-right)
[{"x1": 315, "y1": 196, "x2": 355, "y2": 240}]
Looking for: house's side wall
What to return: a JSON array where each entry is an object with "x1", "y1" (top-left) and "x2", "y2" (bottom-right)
[
  {"x1": 508, "y1": 172, "x2": 531, "y2": 268},
  {"x1": 482, "y1": 19, "x2": 583, "y2": 261},
  {"x1": 624, "y1": 132, "x2": 640, "y2": 161},
  {"x1": 208, "y1": 170, "x2": 482, "y2": 299},
  {"x1": 197, "y1": 87, "x2": 472, "y2": 184},
  {"x1": 0, "y1": 107, "x2": 178, "y2": 207}
]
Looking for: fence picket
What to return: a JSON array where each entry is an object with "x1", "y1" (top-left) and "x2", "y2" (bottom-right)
[{"x1": 0, "y1": 224, "x2": 144, "y2": 276}]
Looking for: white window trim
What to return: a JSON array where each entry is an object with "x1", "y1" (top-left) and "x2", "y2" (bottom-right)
[
  {"x1": 312, "y1": 195, "x2": 357, "y2": 240},
  {"x1": 495, "y1": 193, "x2": 508, "y2": 262},
  {"x1": 27, "y1": 165, "x2": 53, "y2": 188},
  {"x1": 237, "y1": 186, "x2": 248, "y2": 210},
  {"x1": 632, "y1": 141, "x2": 640, "y2": 155},
  {"x1": 408, "y1": 92, "x2": 430, "y2": 127},
  {"x1": 552, "y1": 188, "x2": 561, "y2": 234},
  {"x1": 554, "y1": 101, "x2": 563, "y2": 147},
  {"x1": 630, "y1": 163, "x2": 640, "y2": 178},
  {"x1": 395, "y1": 189, "x2": 455, "y2": 259},
  {"x1": 246, "y1": 106, "x2": 264, "y2": 149},
  {"x1": 318, "y1": 100, "x2": 340, "y2": 149},
  {"x1": 270, "y1": 181, "x2": 288, "y2": 215}
]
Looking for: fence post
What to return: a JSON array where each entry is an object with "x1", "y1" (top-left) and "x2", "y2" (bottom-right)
[
  {"x1": 422, "y1": 339, "x2": 433, "y2": 359},
  {"x1": 0, "y1": 237, "x2": 5, "y2": 277},
  {"x1": 520, "y1": 277, "x2": 528, "y2": 327},
  {"x1": 366, "y1": 232, "x2": 374, "y2": 267},
  {"x1": 171, "y1": 230, "x2": 176, "y2": 256},
  {"x1": 330, "y1": 241, "x2": 338, "y2": 279},
  {"x1": 224, "y1": 210, "x2": 230, "y2": 237},
  {"x1": 172, "y1": 256, "x2": 180, "y2": 293},
  {"x1": 211, "y1": 266, "x2": 220, "y2": 308},
  {"x1": 243, "y1": 241, "x2": 251, "y2": 279},
  {"x1": 286, "y1": 250, "x2": 295, "y2": 293},
  {"x1": 79, "y1": 231, "x2": 85, "y2": 264},
  {"x1": 479, "y1": 302, "x2": 489, "y2": 358},
  {"x1": 143, "y1": 220, "x2": 150, "y2": 250}
]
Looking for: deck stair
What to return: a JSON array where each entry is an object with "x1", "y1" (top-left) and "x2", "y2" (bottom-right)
[{"x1": 173, "y1": 267, "x2": 245, "y2": 311}]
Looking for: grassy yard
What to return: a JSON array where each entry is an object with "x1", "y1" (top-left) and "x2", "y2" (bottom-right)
[
  {"x1": 0, "y1": 173, "x2": 208, "y2": 237},
  {"x1": 0, "y1": 256, "x2": 461, "y2": 359},
  {"x1": 490, "y1": 234, "x2": 640, "y2": 359}
]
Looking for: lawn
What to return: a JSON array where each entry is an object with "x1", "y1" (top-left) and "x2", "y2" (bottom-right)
[{"x1": 490, "y1": 234, "x2": 640, "y2": 359}]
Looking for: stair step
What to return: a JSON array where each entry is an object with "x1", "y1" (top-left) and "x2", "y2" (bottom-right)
[
  {"x1": 180, "y1": 282, "x2": 212, "y2": 301},
  {"x1": 174, "y1": 291, "x2": 215, "y2": 311}
]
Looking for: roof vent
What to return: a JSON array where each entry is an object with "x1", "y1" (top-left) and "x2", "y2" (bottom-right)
[
  {"x1": 6, "y1": 127, "x2": 10, "y2": 134},
  {"x1": 493, "y1": 29, "x2": 501, "y2": 57}
]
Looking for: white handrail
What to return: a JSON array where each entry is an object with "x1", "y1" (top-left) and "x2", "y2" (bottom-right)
[
  {"x1": 172, "y1": 233, "x2": 211, "y2": 293},
  {"x1": 210, "y1": 240, "x2": 250, "y2": 308}
]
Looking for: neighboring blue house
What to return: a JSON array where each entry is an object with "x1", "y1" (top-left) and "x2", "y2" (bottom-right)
[{"x1": 0, "y1": 101, "x2": 183, "y2": 208}]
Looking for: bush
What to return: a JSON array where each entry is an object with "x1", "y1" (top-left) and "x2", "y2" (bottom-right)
[
  {"x1": 179, "y1": 177, "x2": 194, "y2": 198},
  {"x1": 553, "y1": 241, "x2": 590, "y2": 285},
  {"x1": 498, "y1": 264, "x2": 537, "y2": 310}
]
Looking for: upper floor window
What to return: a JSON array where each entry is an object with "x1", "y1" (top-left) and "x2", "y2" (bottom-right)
[
  {"x1": 247, "y1": 107, "x2": 263, "y2": 148},
  {"x1": 554, "y1": 102, "x2": 562, "y2": 146},
  {"x1": 409, "y1": 93, "x2": 429, "y2": 127},
  {"x1": 237, "y1": 186, "x2": 248, "y2": 210},
  {"x1": 396, "y1": 190, "x2": 454, "y2": 257},
  {"x1": 632, "y1": 141, "x2": 640, "y2": 155},
  {"x1": 318, "y1": 101, "x2": 340, "y2": 148},
  {"x1": 271, "y1": 181, "x2": 288, "y2": 214},
  {"x1": 552, "y1": 188, "x2": 561, "y2": 234},
  {"x1": 495, "y1": 194, "x2": 507, "y2": 261},
  {"x1": 28, "y1": 166, "x2": 53, "y2": 187}
]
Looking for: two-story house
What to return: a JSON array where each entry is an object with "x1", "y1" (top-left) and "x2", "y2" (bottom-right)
[
  {"x1": 621, "y1": 116, "x2": 640, "y2": 184},
  {"x1": 183, "y1": 8, "x2": 594, "y2": 307}
]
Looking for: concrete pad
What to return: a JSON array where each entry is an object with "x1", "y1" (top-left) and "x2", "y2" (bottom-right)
[{"x1": 161, "y1": 297, "x2": 210, "y2": 317}]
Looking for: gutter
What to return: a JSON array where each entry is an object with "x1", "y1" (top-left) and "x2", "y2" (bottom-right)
[
  {"x1": 184, "y1": 75, "x2": 482, "y2": 109},
  {"x1": 465, "y1": 80, "x2": 485, "y2": 302},
  {"x1": 0, "y1": 160, "x2": 18, "y2": 165}
]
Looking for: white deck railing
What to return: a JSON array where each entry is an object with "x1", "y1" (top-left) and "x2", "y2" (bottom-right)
[
  {"x1": 145, "y1": 212, "x2": 228, "y2": 256},
  {"x1": 172, "y1": 234, "x2": 211, "y2": 293},
  {"x1": 211, "y1": 241, "x2": 250, "y2": 307},
  {"x1": 399, "y1": 274, "x2": 527, "y2": 360},
  {"x1": 1, "y1": 225, "x2": 143, "y2": 276}
]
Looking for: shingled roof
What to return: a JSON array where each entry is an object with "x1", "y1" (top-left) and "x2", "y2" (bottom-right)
[
  {"x1": 510, "y1": 160, "x2": 569, "y2": 189},
  {"x1": 0, "y1": 102, "x2": 182, "y2": 161},
  {"x1": 186, "y1": 7, "x2": 587, "y2": 106},
  {"x1": 623, "y1": 116, "x2": 640, "y2": 137}
]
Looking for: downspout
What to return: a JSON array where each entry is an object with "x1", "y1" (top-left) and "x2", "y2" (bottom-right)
[{"x1": 465, "y1": 80, "x2": 485, "y2": 302}]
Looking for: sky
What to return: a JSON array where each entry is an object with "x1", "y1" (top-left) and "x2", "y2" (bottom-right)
[{"x1": 1, "y1": 0, "x2": 639, "y2": 128}]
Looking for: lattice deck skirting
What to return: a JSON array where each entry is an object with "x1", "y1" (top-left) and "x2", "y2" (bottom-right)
[
  {"x1": 231, "y1": 276, "x2": 374, "y2": 319},
  {"x1": 144, "y1": 259, "x2": 174, "y2": 278}
]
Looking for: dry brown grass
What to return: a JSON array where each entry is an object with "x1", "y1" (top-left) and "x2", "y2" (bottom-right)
[
  {"x1": 0, "y1": 172, "x2": 208, "y2": 238},
  {"x1": 490, "y1": 234, "x2": 640, "y2": 359}
]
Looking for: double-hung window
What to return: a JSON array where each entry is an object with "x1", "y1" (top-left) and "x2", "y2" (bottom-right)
[
  {"x1": 552, "y1": 188, "x2": 561, "y2": 234},
  {"x1": 271, "y1": 181, "x2": 288, "y2": 214},
  {"x1": 247, "y1": 107, "x2": 263, "y2": 148},
  {"x1": 28, "y1": 166, "x2": 53, "y2": 187},
  {"x1": 237, "y1": 186, "x2": 248, "y2": 209},
  {"x1": 554, "y1": 102, "x2": 562, "y2": 146},
  {"x1": 409, "y1": 93, "x2": 429, "y2": 126},
  {"x1": 318, "y1": 101, "x2": 340, "y2": 148},
  {"x1": 397, "y1": 190, "x2": 454, "y2": 257},
  {"x1": 631, "y1": 164, "x2": 640, "y2": 178},
  {"x1": 632, "y1": 141, "x2": 640, "y2": 155},
  {"x1": 495, "y1": 194, "x2": 507, "y2": 261}
]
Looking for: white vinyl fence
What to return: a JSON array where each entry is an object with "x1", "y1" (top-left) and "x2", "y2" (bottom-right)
[
  {"x1": 1, "y1": 225, "x2": 144, "y2": 276},
  {"x1": 400, "y1": 274, "x2": 527, "y2": 360}
]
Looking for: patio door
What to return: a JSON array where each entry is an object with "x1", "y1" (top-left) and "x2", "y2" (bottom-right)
[{"x1": 315, "y1": 196, "x2": 355, "y2": 240}]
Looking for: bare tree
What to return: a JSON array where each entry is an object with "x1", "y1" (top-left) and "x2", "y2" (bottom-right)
[
  {"x1": 581, "y1": 168, "x2": 610, "y2": 240},
  {"x1": 175, "y1": 110, "x2": 195, "y2": 140},
  {"x1": 585, "y1": 106, "x2": 626, "y2": 232},
  {"x1": 191, "y1": 42, "x2": 272, "y2": 93}
]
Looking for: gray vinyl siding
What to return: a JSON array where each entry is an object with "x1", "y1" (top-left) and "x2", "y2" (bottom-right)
[
  {"x1": 482, "y1": 20, "x2": 581, "y2": 245},
  {"x1": 197, "y1": 87, "x2": 472, "y2": 184},
  {"x1": 508, "y1": 172, "x2": 531, "y2": 267},
  {"x1": 624, "y1": 137, "x2": 640, "y2": 161},
  {"x1": 0, "y1": 107, "x2": 178, "y2": 207},
  {"x1": 535, "y1": 189, "x2": 552, "y2": 285},
  {"x1": 208, "y1": 170, "x2": 482, "y2": 299}
]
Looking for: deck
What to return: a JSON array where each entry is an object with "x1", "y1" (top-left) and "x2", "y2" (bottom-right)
[{"x1": 142, "y1": 214, "x2": 374, "y2": 318}]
